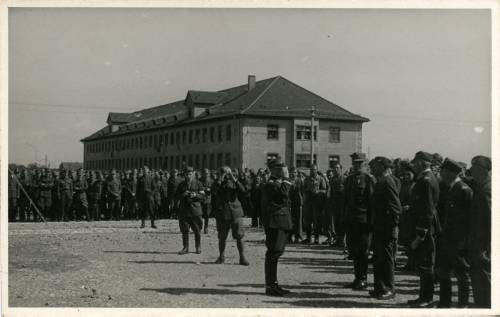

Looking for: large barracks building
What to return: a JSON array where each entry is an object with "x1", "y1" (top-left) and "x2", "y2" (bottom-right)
[{"x1": 81, "y1": 76, "x2": 369, "y2": 171}]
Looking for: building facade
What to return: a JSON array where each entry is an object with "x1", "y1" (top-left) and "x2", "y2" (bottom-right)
[{"x1": 81, "y1": 75, "x2": 369, "y2": 171}]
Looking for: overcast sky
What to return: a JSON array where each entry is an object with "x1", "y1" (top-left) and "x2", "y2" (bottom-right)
[{"x1": 9, "y1": 8, "x2": 491, "y2": 166}]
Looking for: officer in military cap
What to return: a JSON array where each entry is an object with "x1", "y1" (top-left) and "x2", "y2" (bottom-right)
[
  {"x1": 407, "y1": 151, "x2": 440, "y2": 307},
  {"x1": 57, "y1": 169, "x2": 74, "y2": 222},
  {"x1": 369, "y1": 157, "x2": 402, "y2": 300},
  {"x1": 467, "y1": 155, "x2": 491, "y2": 308},
  {"x1": 38, "y1": 169, "x2": 54, "y2": 221},
  {"x1": 344, "y1": 152, "x2": 374, "y2": 290},
  {"x1": 302, "y1": 164, "x2": 328, "y2": 244},
  {"x1": 199, "y1": 168, "x2": 214, "y2": 234},
  {"x1": 261, "y1": 156, "x2": 293, "y2": 296},
  {"x1": 167, "y1": 169, "x2": 181, "y2": 219},
  {"x1": 74, "y1": 169, "x2": 90, "y2": 221},
  {"x1": 106, "y1": 169, "x2": 122, "y2": 221},
  {"x1": 137, "y1": 166, "x2": 156, "y2": 228},
  {"x1": 289, "y1": 166, "x2": 304, "y2": 244},
  {"x1": 176, "y1": 166, "x2": 205, "y2": 254},
  {"x1": 435, "y1": 158, "x2": 472, "y2": 308},
  {"x1": 329, "y1": 161, "x2": 346, "y2": 248}
]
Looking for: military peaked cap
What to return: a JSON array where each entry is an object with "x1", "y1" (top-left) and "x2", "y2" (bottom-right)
[{"x1": 442, "y1": 158, "x2": 463, "y2": 174}]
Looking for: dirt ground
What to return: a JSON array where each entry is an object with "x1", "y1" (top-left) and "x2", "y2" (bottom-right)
[{"x1": 8, "y1": 218, "x2": 455, "y2": 308}]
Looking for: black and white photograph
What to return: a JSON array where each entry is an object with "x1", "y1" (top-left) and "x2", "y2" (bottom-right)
[{"x1": 1, "y1": 1, "x2": 498, "y2": 315}]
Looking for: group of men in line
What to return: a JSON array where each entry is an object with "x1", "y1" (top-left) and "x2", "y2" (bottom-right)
[
  {"x1": 260, "y1": 151, "x2": 491, "y2": 309},
  {"x1": 7, "y1": 150, "x2": 491, "y2": 308}
]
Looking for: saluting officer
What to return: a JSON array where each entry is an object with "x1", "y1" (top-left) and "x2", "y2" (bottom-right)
[
  {"x1": 261, "y1": 157, "x2": 293, "y2": 296},
  {"x1": 435, "y1": 158, "x2": 472, "y2": 308},
  {"x1": 176, "y1": 166, "x2": 205, "y2": 254},
  {"x1": 467, "y1": 155, "x2": 491, "y2": 308},
  {"x1": 344, "y1": 152, "x2": 374, "y2": 290},
  {"x1": 407, "y1": 151, "x2": 440, "y2": 308},
  {"x1": 369, "y1": 157, "x2": 401, "y2": 300}
]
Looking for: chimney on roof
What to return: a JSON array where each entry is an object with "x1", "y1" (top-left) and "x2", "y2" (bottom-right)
[{"x1": 248, "y1": 75, "x2": 256, "y2": 91}]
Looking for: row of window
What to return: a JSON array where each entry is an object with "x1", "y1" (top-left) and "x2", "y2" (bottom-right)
[
  {"x1": 266, "y1": 153, "x2": 340, "y2": 169},
  {"x1": 266, "y1": 125, "x2": 341, "y2": 143},
  {"x1": 86, "y1": 124, "x2": 232, "y2": 153},
  {"x1": 84, "y1": 153, "x2": 233, "y2": 171}
]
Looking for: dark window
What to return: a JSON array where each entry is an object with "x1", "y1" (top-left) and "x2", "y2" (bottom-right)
[
  {"x1": 209, "y1": 153, "x2": 215, "y2": 169},
  {"x1": 202, "y1": 154, "x2": 207, "y2": 168},
  {"x1": 164, "y1": 133, "x2": 168, "y2": 146},
  {"x1": 154, "y1": 135, "x2": 158, "y2": 147},
  {"x1": 296, "y1": 125, "x2": 317, "y2": 141},
  {"x1": 139, "y1": 137, "x2": 143, "y2": 149},
  {"x1": 267, "y1": 124, "x2": 279, "y2": 140},
  {"x1": 296, "y1": 154, "x2": 317, "y2": 168},
  {"x1": 202, "y1": 128, "x2": 207, "y2": 143},
  {"x1": 226, "y1": 125, "x2": 231, "y2": 142},
  {"x1": 217, "y1": 153, "x2": 223, "y2": 167},
  {"x1": 176, "y1": 156, "x2": 181, "y2": 168},
  {"x1": 188, "y1": 154, "x2": 193, "y2": 166},
  {"x1": 182, "y1": 155, "x2": 187, "y2": 167},
  {"x1": 171, "y1": 132, "x2": 175, "y2": 145},
  {"x1": 225, "y1": 153, "x2": 231, "y2": 166},
  {"x1": 329, "y1": 127, "x2": 341, "y2": 143},
  {"x1": 195, "y1": 154, "x2": 200, "y2": 169},
  {"x1": 195, "y1": 129, "x2": 200, "y2": 144},
  {"x1": 217, "y1": 126, "x2": 223, "y2": 142},
  {"x1": 210, "y1": 127, "x2": 215, "y2": 142},
  {"x1": 267, "y1": 153, "x2": 279, "y2": 165},
  {"x1": 176, "y1": 131, "x2": 180, "y2": 146},
  {"x1": 189, "y1": 130, "x2": 193, "y2": 144},
  {"x1": 182, "y1": 131, "x2": 186, "y2": 144},
  {"x1": 149, "y1": 135, "x2": 153, "y2": 147}
]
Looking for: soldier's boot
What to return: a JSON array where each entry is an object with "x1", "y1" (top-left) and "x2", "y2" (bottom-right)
[
  {"x1": 195, "y1": 233, "x2": 202, "y2": 254},
  {"x1": 140, "y1": 219, "x2": 146, "y2": 228},
  {"x1": 178, "y1": 233, "x2": 189, "y2": 255},
  {"x1": 151, "y1": 219, "x2": 157, "y2": 229},
  {"x1": 236, "y1": 239, "x2": 249, "y2": 266},
  {"x1": 215, "y1": 240, "x2": 226, "y2": 264}
]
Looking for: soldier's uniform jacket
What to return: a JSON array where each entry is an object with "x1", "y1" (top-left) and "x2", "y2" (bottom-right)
[
  {"x1": 167, "y1": 176, "x2": 181, "y2": 199},
  {"x1": 88, "y1": 179, "x2": 103, "y2": 201},
  {"x1": 152, "y1": 178, "x2": 162, "y2": 204},
  {"x1": 409, "y1": 169, "x2": 440, "y2": 239},
  {"x1": 57, "y1": 177, "x2": 74, "y2": 199},
  {"x1": 123, "y1": 177, "x2": 137, "y2": 199},
  {"x1": 160, "y1": 177, "x2": 169, "y2": 200},
  {"x1": 439, "y1": 179, "x2": 472, "y2": 253},
  {"x1": 289, "y1": 178, "x2": 303, "y2": 208},
  {"x1": 73, "y1": 177, "x2": 89, "y2": 202},
  {"x1": 200, "y1": 177, "x2": 214, "y2": 205},
  {"x1": 328, "y1": 174, "x2": 345, "y2": 201},
  {"x1": 137, "y1": 174, "x2": 153, "y2": 200},
  {"x1": 176, "y1": 178, "x2": 205, "y2": 217},
  {"x1": 39, "y1": 174, "x2": 54, "y2": 199},
  {"x1": 261, "y1": 177, "x2": 293, "y2": 231},
  {"x1": 467, "y1": 175, "x2": 491, "y2": 256},
  {"x1": 214, "y1": 178, "x2": 246, "y2": 220},
  {"x1": 344, "y1": 171, "x2": 375, "y2": 224},
  {"x1": 372, "y1": 174, "x2": 402, "y2": 238},
  {"x1": 303, "y1": 174, "x2": 328, "y2": 204},
  {"x1": 106, "y1": 177, "x2": 122, "y2": 201}
]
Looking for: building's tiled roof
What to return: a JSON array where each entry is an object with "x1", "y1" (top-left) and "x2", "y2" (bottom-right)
[
  {"x1": 107, "y1": 112, "x2": 135, "y2": 124},
  {"x1": 82, "y1": 76, "x2": 368, "y2": 141}
]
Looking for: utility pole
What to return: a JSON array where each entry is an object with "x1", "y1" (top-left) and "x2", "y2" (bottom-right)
[{"x1": 310, "y1": 105, "x2": 315, "y2": 167}]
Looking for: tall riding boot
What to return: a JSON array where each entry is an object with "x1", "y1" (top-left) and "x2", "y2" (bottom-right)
[
  {"x1": 203, "y1": 217, "x2": 209, "y2": 234},
  {"x1": 194, "y1": 232, "x2": 201, "y2": 254},
  {"x1": 140, "y1": 219, "x2": 146, "y2": 228},
  {"x1": 178, "y1": 233, "x2": 189, "y2": 254},
  {"x1": 438, "y1": 278, "x2": 452, "y2": 307},
  {"x1": 236, "y1": 239, "x2": 250, "y2": 266},
  {"x1": 151, "y1": 219, "x2": 157, "y2": 229},
  {"x1": 215, "y1": 239, "x2": 226, "y2": 264}
]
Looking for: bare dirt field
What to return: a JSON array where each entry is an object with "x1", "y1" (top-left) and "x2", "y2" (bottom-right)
[{"x1": 8, "y1": 219, "x2": 448, "y2": 308}]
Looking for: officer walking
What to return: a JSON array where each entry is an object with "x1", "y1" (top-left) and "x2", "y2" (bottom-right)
[
  {"x1": 176, "y1": 166, "x2": 205, "y2": 254},
  {"x1": 467, "y1": 155, "x2": 491, "y2": 308},
  {"x1": 261, "y1": 157, "x2": 293, "y2": 296},
  {"x1": 407, "y1": 151, "x2": 440, "y2": 308},
  {"x1": 344, "y1": 152, "x2": 374, "y2": 290},
  {"x1": 435, "y1": 158, "x2": 472, "y2": 308},
  {"x1": 369, "y1": 157, "x2": 401, "y2": 299},
  {"x1": 213, "y1": 166, "x2": 249, "y2": 265}
]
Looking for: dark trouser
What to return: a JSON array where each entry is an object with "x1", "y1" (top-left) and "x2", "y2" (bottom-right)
[
  {"x1": 264, "y1": 227, "x2": 288, "y2": 286},
  {"x1": 202, "y1": 204, "x2": 211, "y2": 230},
  {"x1": 347, "y1": 221, "x2": 371, "y2": 281},
  {"x1": 323, "y1": 203, "x2": 335, "y2": 239},
  {"x1": 38, "y1": 196, "x2": 51, "y2": 221},
  {"x1": 303, "y1": 200, "x2": 322, "y2": 240},
  {"x1": 373, "y1": 232, "x2": 397, "y2": 293},
  {"x1": 138, "y1": 196, "x2": 155, "y2": 223},
  {"x1": 160, "y1": 197, "x2": 169, "y2": 219},
  {"x1": 168, "y1": 198, "x2": 179, "y2": 219},
  {"x1": 9, "y1": 198, "x2": 18, "y2": 222},
  {"x1": 469, "y1": 252, "x2": 491, "y2": 308},
  {"x1": 436, "y1": 247, "x2": 471, "y2": 307},
  {"x1": 125, "y1": 197, "x2": 136, "y2": 219},
  {"x1": 89, "y1": 198, "x2": 100, "y2": 221},
  {"x1": 179, "y1": 215, "x2": 202, "y2": 249},
  {"x1": 108, "y1": 199, "x2": 121, "y2": 220},
  {"x1": 59, "y1": 195, "x2": 73, "y2": 221},
  {"x1": 415, "y1": 234, "x2": 436, "y2": 302},
  {"x1": 332, "y1": 197, "x2": 345, "y2": 245},
  {"x1": 291, "y1": 204, "x2": 302, "y2": 239}
]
